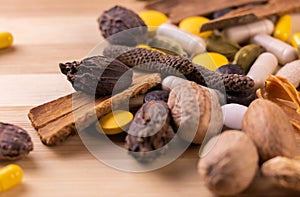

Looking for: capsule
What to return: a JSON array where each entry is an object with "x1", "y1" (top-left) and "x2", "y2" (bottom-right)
[
  {"x1": 223, "y1": 19, "x2": 274, "y2": 44},
  {"x1": 179, "y1": 16, "x2": 213, "y2": 38},
  {"x1": 0, "y1": 32, "x2": 13, "y2": 49},
  {"x1": 157, "y1": 23, "x2": 206, "y2": 57},
  {"x1": 138, "y1": 10, "x2": 168, "y2": 32},
  {"x1": 192, "y1": 52, "x2": 228, "y2": 71},
  {"x1": 221, "y1": 104, "x2": 248, "y2": 130},
  {"x1": 276, "y1": 60, "x2": 300, "y2": 88},
  {"x1": 291, "y1": 33, "x2": 300, "y2": 49},
  {"x1": 251, "y1": 34, "x2": 298, "y2": 65},
  {"x1": 0, "y1": 164, "x2": 23, "y2": 192},
  {"x1": 247, "y1": 52, "x2": 278, "y2": 89},
  {"x1": 274, "y1": 14, "x2": 300, "y2": 43}
]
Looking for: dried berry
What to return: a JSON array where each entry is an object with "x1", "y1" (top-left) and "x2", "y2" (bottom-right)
[
  {"x1": 125, "y1": 101, "x2": 174, "y2": 162},
  {"x1": 0, "y1": 122, "x2": 33, "y2": 160},
  {"x1": 59, "y1": 56, "x2": 133, "y2": 97},
  {"x1": 98, "y1": 5, "x2": 148, "y2": 46},
  {"x1": 144, "y1": 90, "x2": 169, "y2": 103}
]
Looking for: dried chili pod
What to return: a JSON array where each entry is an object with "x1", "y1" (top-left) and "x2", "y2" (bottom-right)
[
  {"x1": 98, "y1": 5, "x2": 148, "y2": 46},
  {"x1": 0, "y1": 122, "x2": 33, "y2": 160},
  {"x1": 59, "y1": 56, "x2": 133, "y2": 97},
  {"x1": 125, "y1": 101, "x2": 174, "y2": 163}
]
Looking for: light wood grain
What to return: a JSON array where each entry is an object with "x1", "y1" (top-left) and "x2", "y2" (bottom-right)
[{"x1": 0, "y1": 0, "x2": 300, "y2": 196}]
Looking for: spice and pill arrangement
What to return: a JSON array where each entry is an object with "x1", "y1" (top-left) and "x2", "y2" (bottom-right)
[{"x1": 1, "y1": 0, "x2": 300, "y2": 195}]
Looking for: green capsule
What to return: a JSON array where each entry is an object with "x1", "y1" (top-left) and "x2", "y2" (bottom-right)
[
  {"x1": 147, "y1": 35, "x2": 188, "y2": 57},
  {"x1": 206, "y1": 34, "x2": 241, "y2": 61},
  {"x1": 233, "y1": 44, "x2": 264, "y2": 72}
]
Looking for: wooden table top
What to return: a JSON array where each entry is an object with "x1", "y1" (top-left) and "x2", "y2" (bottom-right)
[{"x1": 0, "y1": 0, "x2": 299, "y2": 196}]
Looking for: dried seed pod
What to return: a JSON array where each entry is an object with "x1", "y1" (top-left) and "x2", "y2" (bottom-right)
[
  {"x1": 206, "y1": 34, "x2": 241, "y2": 61},
  {"x1": 59, "y1": 56, "x2": 133, "y2": 97},
  {"x1": 242, "y1": 99, "x2": 297, "y2": 162},
  {"x1": 98, "y1": 5, "x2": 147, "y2": 46},
  {"x1": 262, "y1": 156, "x2": 300, "y2": 192},
  {"x1": 198, "y1": 130, "x2": 259, "y2": 196},
  {"x1": 104, "y1": 45, "x2": 255, "y2": 92},
  {"x1": 0, "y1": 122, "x2": 33, "y2": 160},
  {"x1": 125, "y1": 101, "x2": 174, "y2": 162}
]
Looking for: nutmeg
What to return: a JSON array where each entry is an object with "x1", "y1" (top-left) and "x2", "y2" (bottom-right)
[{"x1": 242, "y1": 99, "x2": 297, "y2": 162}]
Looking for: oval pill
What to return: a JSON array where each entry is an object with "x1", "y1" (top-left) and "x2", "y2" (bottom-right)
[
  {"x1": 179, "y1": 16, "x2": 213, "y2": 38},
  {"x1": 192, "y1": 52, "x2": 228, "y2": 71},
  {"x1": 273, "y1": 14, "x2": 300, "y2": 43},
  {"x1": 139, "y1": 10, "x2": 168, "y2": 32},
  {"x1": 276, "y1": 60, "x2": 300, "y2": 88},
  {"x1": 98, "y1": 110, "x2": 133, "y2": 135},
  {"x1": 221, "y1": 104, "x2": 248, "y2": 130},
  {"x1": 223, "y1": 19, "x2": 274, "y2": 44},
  {"x1": 157, "y1": 23, "x2": 206, "y2": 57},
  {"x1": 251, "y1": 34, "x2": 298, "y2": 65},
  {"x1": 0, "y1": 32, "x2": 13, "y2": 49},
  {"x1": 247, "y1": 52, "x2": 278, "y2": 89},
  {"x1": 0, "y1": 164, "x2": 23, "y2": 192}
]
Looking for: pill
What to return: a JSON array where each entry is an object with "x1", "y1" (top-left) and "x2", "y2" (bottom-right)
[
  {"x1": 247, "y1": 52, "x2": 278, "y2": 89},
  {"x1": 216, "y1": 64, "x2": 245, "y2": 75},
  {"x1": 291, "y1": 33, "x2": 300, "y2": 49},
  {"x1": 192, "y1": 52, "x2": 229, "y2": 71},
  {"x1": 276, "y1": 60, "x2": 300, "y2": 88},
  {"x1": 273, "y1": 14, "x2": 300, "y2": 43},
  {"x1": 179, "y1": 16, "x2": 213, "y2": 38},
  {"x1": 139, "y1": 10, "x2": 168, "y2": 32},
  {"x1": 221, "y1": 104, "x2": 248, "y2": 130},
  {"x1": 223, "y1": 19, "x2": 274, "y2": 44},
  {"x1": 0, "y1": 32, "x2": 13, "y2": 49},
  {"x1": 157, "y1": 23, "x2": 206, "y2": 57},
  {"x1": 251, "y1": 34, "x2": 298, "y2": 65},
  {"x1": 0, "y1": 164, "x2": 23, "y2": 192},
  {"x1": 98, "y1": 110, "x2": 133, "y2": 135}
]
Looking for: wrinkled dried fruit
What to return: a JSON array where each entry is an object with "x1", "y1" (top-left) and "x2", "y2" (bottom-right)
[
  {"x1": 59, "y1": 56, "x2": 133, "y2": 97},
  {"x1": 0, "y1": 122, "x2": 33, "y2": 160},
  {"x1": 125, "y1": 101, "x2": 174, "y2": 162},
  {"x1": 98, "y1": 5, "x2": 147, "y2": 46}
]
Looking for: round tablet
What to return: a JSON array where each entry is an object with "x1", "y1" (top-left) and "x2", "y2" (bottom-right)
[
  {"x1": 139, "y1": 10, "x2": 168, "y2": 32},
  {"x1": 179, "y1": 16, "x2": 212, "y2": 38},
  {"x1": 192, "y1": 52, "x2": 229, "y2": 71},
  {"x1": 98, "y1": 110, "x2": 133, "y2": 135}
]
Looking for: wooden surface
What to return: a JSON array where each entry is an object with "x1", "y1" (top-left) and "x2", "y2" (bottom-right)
[{"x1": 0, "y1": 0, "x2": 300, "y2": 196}]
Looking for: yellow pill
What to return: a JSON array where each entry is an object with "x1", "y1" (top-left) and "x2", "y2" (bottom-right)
[
  {"x1": 274, "y1": 14, "x2": 300, "y2": 43},
  {"x1": 192, "y1": 52, "x2": 228, "y2": 71},
  {"x1": 0, "y1": 32, "x2": 13, "y2": 49},
  {"x1": 179, "y1": 16, "x2": 213, "y2": 38},
  {"x1": 0, "y1": 164, "x2": 23, "y2": 192},
  {"x1": 291, "y1": 33, "x2": 300, "y2": 49},
  {"x1": 98, "y1": 110, "x2": 133, "y2": 135},
  {"x1": 139, "y1": 10, "x2": 168, "y2": 32}
]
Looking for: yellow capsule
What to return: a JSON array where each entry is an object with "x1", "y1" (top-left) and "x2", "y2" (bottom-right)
[
  {"x1": 98, "y1": 110, "x2": 133, "y2": 135},
  {"x1": 179, "y1": 16, "x2": 213, "y2": 38},
  {"x1": 0, "y1": 32, "x2": 13, "y2": 49},
  {"x1": 0, "y1": 164, "x2": 23, "y2": 192},
  {"x1": 192, "y1": 52, "x2": 228, "y2": 71},
  {"x1": 139, "y1": 10, "x2": 168, "y2": 32},
  {"x1": 274, "y1": 14, "x2": 300, "y2": 43},
  {"x1": 291, "y1": 33, "x2": 300, "y2": 49}
]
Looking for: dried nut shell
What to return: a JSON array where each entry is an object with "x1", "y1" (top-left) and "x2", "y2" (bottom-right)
[
  {"x1": 242, "y1": 99, "x2": 297, "y2": 162},
  {"x1": 198, "y1": 130, "x2": 258, "y2": 196},
  {"x1": 167, "y1": 81, "x2": 223, "y2": 144},
  {"x1": 0, "y1": 122, "x2": 33, "y2": 160},
  {"x1": 261, "y1": 156, "x2": 300, "y2": 192}
]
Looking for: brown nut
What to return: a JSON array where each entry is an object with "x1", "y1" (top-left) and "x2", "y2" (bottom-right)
[
  {"x1": 167, "y1": 81, "x2": 223, "y2": 144},
  {"x1": 262, "y1": 156, "x2": 300, "y2": 192},
  {"x1": 242, "y1": 99, "x2": 296, "y2": 162},
  {"x1": 198, "y1": 130, "x2": 259, "y2": 196}
]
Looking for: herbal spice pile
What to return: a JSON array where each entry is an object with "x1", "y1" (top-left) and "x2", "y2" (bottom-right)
[{"x1": 26, "y1": 3, "x2": 300, "y2": 196}]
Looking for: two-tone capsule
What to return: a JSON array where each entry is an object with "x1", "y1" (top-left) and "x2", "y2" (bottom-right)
[{"x1": 0, "y1": 164, "x2": 23, "y2": 192}]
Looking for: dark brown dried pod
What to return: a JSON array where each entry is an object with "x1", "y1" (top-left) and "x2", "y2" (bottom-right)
[
  {"x1": 98, "y1": 5, "x2": 148, "y2": 46},
  {"x1": 125, "y1": 101, "x2": 174, "y2": 162},
  {"x1": 59, "y1": 56, "x2": 133, "y2": 97},
  {"x1": 0, "y1": 122, "x2": 33, "y2": 160}
]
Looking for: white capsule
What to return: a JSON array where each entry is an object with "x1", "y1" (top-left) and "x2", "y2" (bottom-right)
[
  {"x1": 223, "y1": 19, "x2": 274, "y2": 44},
  {"x1": 157, "y1": 23, "x2": 206, "y2": 57},
  {"x1": 247, "y1": 52, "x2": 278, "y2": 89},
  {"x1": 221, "y1": 104, "x2": 248, "y2": 130},
  {"x1": 251, "y1": 34, "x2": 298, "y2": 65},
  {"x1": 276, "y1": 60, "x2": 300, "y2": 88}
]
